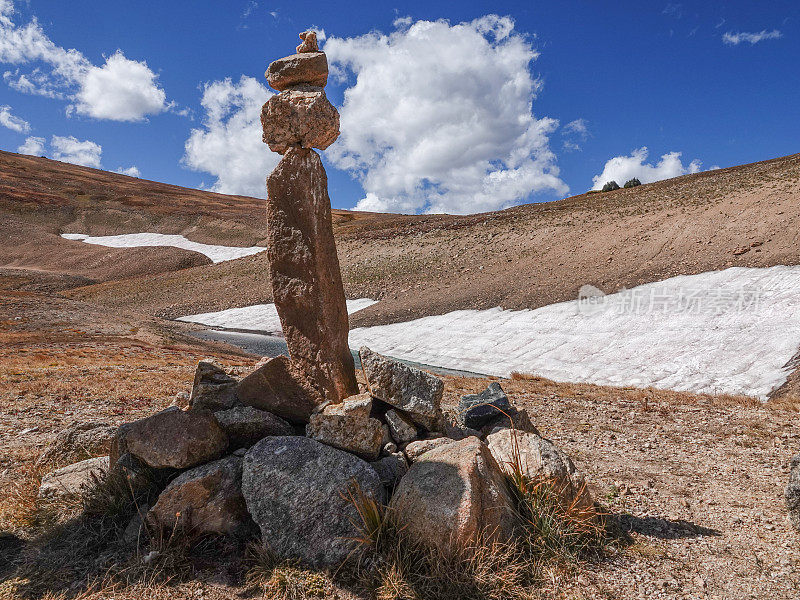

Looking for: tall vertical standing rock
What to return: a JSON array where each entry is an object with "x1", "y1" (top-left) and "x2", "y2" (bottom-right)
[{"x1": 261, "y1": 32, "x2": 358, "y2": 405}]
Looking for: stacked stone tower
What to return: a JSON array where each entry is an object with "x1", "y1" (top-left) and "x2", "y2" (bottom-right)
[{"x1": 261, "y1": 32, "x2": 358, "y2": 406}]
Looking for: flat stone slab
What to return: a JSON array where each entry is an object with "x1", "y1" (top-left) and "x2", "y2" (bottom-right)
[
  {"x1": 39, "y1": 456, "x2": 109, "y2": 498},
  {"x1": 266, "y1": 52, "x2": 328, "y2": 91},
  {"x1": 359, "y1": 347, "x2": 443, "y2": 430},
  {"x1": 306, "y1": 413, "x2": 384, "y2": 461}
]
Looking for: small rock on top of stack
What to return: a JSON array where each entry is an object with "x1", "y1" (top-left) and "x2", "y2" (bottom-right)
[{"x1": 262, "y1": 31, "x2": 338, "y2": 154}]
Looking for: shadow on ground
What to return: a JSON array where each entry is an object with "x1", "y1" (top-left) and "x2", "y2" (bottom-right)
[{"x1": 616, "y1": 514, "x2": 721, "y2": 539}]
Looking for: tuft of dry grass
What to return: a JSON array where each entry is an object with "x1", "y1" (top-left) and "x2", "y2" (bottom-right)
[{"x1": 245, "y1": 543, "x2": 332, "y2": 600}]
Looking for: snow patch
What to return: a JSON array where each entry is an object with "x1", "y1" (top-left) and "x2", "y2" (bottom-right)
[
  {"x1": 178, "y1": 266, "x2": 800, "y2": 399},
  {"x1": 178, "y1": 298, "x2": 379, "y2": 333},
  {"x1": 349, "y1": 266, "x2": 800, "y2": 399},
  {"x1": 60, "y1": 232, "x2": 265, "y2": 263}
]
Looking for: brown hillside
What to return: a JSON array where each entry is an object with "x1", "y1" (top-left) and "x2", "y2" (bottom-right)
[{"x1": 52, "y1": 152, "x2": 800, "y2": 329}]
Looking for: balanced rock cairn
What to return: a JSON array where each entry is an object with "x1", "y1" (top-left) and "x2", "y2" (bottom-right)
[{"x1": 261, "y1": 31, "x2": 357, "y2": 406}]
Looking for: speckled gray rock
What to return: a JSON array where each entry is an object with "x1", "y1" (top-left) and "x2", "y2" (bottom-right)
[
  {"x1": 242, "y1": 436, "x2": 384, "y2": 567},
  {"x1": 385, "y1": 409, "x2": 418, "y2": 445},
  {"x1": 214, "y1": 406, "x2": 294, "y2": 449},
  {"x1": 390, "y1": 437, "x2": 515, "y2": 556},
  {"x1": 404, "y1": 437, "x2": 457, "y2": 462},
  {"x1": 359, "y1": 347, "x2": 443, "y2": 430},
  {"x1": 306, "y1": 414, "x2": 384, "y2": 461},
  {"x1": 486, "y1": 429, "x2": 593, "y2": 513},
  {"x1": 322, "y1": 393, "x2": 372, "y2": 419},
  {"x1": 36, "y1": 422, "x2": 115, "y2": 468},
  {"x1": 116, "y1": 408, "x2": 228, "y2": 469},
  {"x1": 189, "y1": 360, "x2": 239, "y2": 412},
  {"x1": 786, "y1": 453, "x2": 800, "y2": 530},
  {"x1": 148, "y1": 455, "x2": 253, "y2": 536},
  {"x1": 457, "y1": 383, "x2": 513, "y2": 429},
  {"x1": 39, "y1": 456, "x2": 109, "y2": 498},
  {"x1": 370, "y1": 452, "x2": 408, "y2": 488}
]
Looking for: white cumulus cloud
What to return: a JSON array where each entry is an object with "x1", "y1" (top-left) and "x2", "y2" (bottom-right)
[
  {"x1": 0, "y1": 1, "x2": 168, "y2": 121},
  {"x1": 17, "y1": 135, "x2": 44, "y2": 155},
  {"x1": 0, "y1": 103, "x2": 29, "y2": 132},
  {"x1": 182, "y1": 75, "x2": 277, "y2": 198},
  {"x1": 115, "y1": 165, "x2": 140, "y2": 177},
  {"x1": 70, "y1": 52, "x2": 168, "y2": 121},
  {"x1": 591, "y1": 147, "x2": 703, "y2": 190},
  {"x1": 723, "y1": 30, "x2": 782, "y2": 45},
  {"x1": 50, "y1": 135, "x2": 102, "y2": 168},
  {"x1": 324, "y1": 15, "x2": 567, "y2": 214}
]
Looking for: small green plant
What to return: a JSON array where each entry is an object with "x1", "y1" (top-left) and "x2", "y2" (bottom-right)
[
  {"x1": 623, "y1": 178, "x2": 642, "y2": 188},
  {"x1": 602, "y1": 181, "x2": 620, "y2": 192}
]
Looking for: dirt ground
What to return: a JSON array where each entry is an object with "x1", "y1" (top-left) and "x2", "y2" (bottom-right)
[{"x1": 2, "y1": 271, "x2": 799, "y2": 600}]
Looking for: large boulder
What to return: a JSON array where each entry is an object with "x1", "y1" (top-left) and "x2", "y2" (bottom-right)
[
  {"x1": 266, "y1": 52, "x2": 328, "y2": 91},
  {"x1": 242, "y1": 436, "x2": 384, "y2": 567},
  {"x1": 36, "y1": 422, "x2": 115, "y2": 468},
  {"x1": 39, "y1": 456, "x2": 109, "y2": 499},
  {"x1": 390, "y1": 437, "x2": 515, "y2": 555},
  {"x1": 214, "y1": 406, "x2": 294, "y2": 449},
  {"x1": 189, "y1": 360, "x2": 239, "y2": 412},
  {"x1": 306, "y1": 414, "x2": 384, "y2": 461},
  {"x1": 486, "y1": 429, "x2": 593, "y2": 513},
  {"x1": 457, "y1": 383, "x2": 513, "y2": 430},
  {"x1": 236, "y1": 355, "x2": 319, "y2": 424},
  {"x1": 261, "y1": 86, "x2": 339, "y2": 154},
  {"x1": 266, "y1": 148, "x2": 359, "y2": 405},
  {"x1": 148, "y1": 456, "x2": 253, "y2": 537},
  {"x1": 113, "y1": 408, "x2": 228, "y2": 469},
  {"x1": 359, "y1": 347, "x2": 444, "y2": 430},
  {"x1": 786, "y1": 453, "x2": 800, "y2": 530}
]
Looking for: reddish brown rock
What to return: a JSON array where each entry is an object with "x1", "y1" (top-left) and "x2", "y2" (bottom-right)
[
  {"x1": 236, "y1": 355, "x2": 319, "y2": 424},
  {"x1": 116, "y1": 408, "x2": 228, "y2": 469},
  {"x1": 296, "y1": 31, "x2": 319, "y2": 53},
  {"x1": 266, "y1": 52, "x2": 328, "y2": 91},
  {"x1": 148, "y1": 456, "x2": 253, "y2": 537},
  {"x1": 266, "y1": 148, "x2": 358, "y2": 405},
  {"x1": 261, "y1": 85, "x2": 339, "y2": 154},
  {"x1": 390, "y1": 437, "x2": 516, "y2": 555}
]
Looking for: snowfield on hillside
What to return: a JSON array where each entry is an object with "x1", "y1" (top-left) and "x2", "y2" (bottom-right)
[
  {"x1": 61, "y1": 233, "x2": 266, "y2": 263},
  {"x1": 178, "y1": 298, "x2": 378, "y2": 333},
  {"x1": 179, "y1": 266, "x2": 800, "y2": 399}
]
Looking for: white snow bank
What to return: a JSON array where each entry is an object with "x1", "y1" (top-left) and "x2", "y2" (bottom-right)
[
  {"x1": 60, "y1": 233, "x2": 265, "y2": 263},
  {"x1": 178, "y1": 298, "x2": 379, "y2": 334},
  {"x1": 176, "y1": 266, "x2": 800, "y2": 399},
  {"x1": 348, "y1": 266, "x2": 800, "y2": 399}
]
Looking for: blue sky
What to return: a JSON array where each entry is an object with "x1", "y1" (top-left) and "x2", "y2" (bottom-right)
[{"x1": 0, "y1": 0, "x2": 797, "y2": 214}]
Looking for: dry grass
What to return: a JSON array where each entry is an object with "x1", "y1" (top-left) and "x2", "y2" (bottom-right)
[{"x1": 344, "y1": 432, "x2": 619, "y2": 600}]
